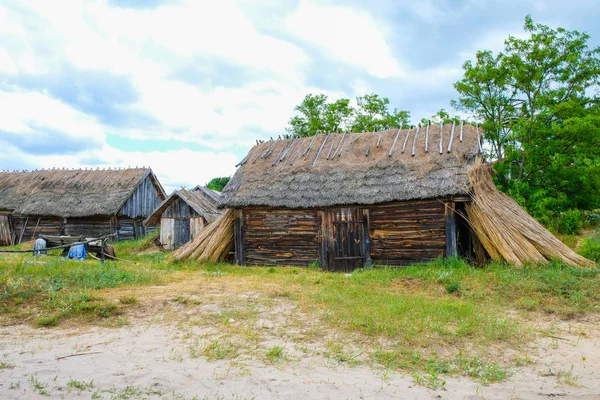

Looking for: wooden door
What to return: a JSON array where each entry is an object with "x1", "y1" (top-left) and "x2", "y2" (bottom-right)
[
  {"x1": 319, "y1": 208, "x2": 371, "y2": 272},
  {"x1": 0, "y1": 215, "x2": 13, "y2": 246},
  {"x1": 173, "y1": 219, "x2": 190, "y2": 249}
]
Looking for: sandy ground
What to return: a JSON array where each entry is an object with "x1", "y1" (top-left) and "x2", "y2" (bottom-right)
[{"x1": 0, "y1": 283, "x2": 599, "y2": 399}]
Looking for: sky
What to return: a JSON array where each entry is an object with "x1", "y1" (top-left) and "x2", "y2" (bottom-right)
[{"x1": 1, "y1": 0, "x2": 599, "y2": 193}]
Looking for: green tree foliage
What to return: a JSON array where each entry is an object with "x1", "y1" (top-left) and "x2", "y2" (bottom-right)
[
  {"x1": 453, "y1": 15, "x2": 600, "y2": 230},
  {"x1": 420, "y1": 109, "x2": 464, "y2": 126},
  {"x1": 206, "y1": 177, "x2": 230, "y2": 192},
  {"x1": 286, "y1": 93, "x2": 410, "y2": 137}
]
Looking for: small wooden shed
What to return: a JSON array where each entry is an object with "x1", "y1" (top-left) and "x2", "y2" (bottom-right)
[
  {"x1": 144, "y1": 187, "x2": 221, "y2": 250},
  {"x1": 219, "y1": 123, "x2": 485, "y2": 271},
  {"x1": 0, "y1": 168, "x2": 166, "y2": 245}
]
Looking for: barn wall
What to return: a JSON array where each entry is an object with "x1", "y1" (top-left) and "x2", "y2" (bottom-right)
[
  {"x1": 120, "y1": 175, "x2": 164, "y2": 218},
  {"x1": 0, "y1": 215, "x2": 13, "y2": 246},
  {"x1": 64, "y1": 217, "x2": 113, "y2": 237},
  {"x1": 160, "y1": 218, "x2": 175, "y2": 250},
  {"x1": 368, "y1": 199, "x2": 446, "y2": 265},
  {"x1": 12, "y1": 216, "x2": 62, "y2": 243},
  {"x1": 162, "y1": 198, "x2": 200, "y2": 219},
  {"x1": 242, "y1": 208, "x2": 319, "y2": 266},
  {"x1": 117, "y1": 217, "x2": 146, "y2": 240}
]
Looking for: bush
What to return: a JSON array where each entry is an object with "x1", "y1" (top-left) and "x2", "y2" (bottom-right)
[
  {"x1": 579, "y1": 233, "x2": 600, "y2": 263},
  {"x1": 557, "y1": 209, "x2": 583, "y2": 234},
  {"x1": 583, "y1": 211, "x2": 600, "y2": 228}
]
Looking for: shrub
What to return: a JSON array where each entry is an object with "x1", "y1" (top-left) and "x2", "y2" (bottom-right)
[
  {"x1": 579, "y1": 233, "x2": 600, "y2": 263},
  {"x1": 557, "y1": 209, "x2": 583, "y2": 234}
]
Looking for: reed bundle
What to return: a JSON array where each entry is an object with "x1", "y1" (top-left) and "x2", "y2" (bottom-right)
[
  {"x1": 466, "y1": 162, "x2": 595, "y2": 268},
  {"x1": 170, "y1": 209, "x2": 235, "y2": 262}
]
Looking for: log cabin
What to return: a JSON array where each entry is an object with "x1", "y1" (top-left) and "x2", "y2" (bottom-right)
[
  {"x1": 144, "y1": 186, "x2": 221, "y2": 250},
  {"x1": 219, "y1": 123, "x2": 486, "y2": 271},
  {"x1": 0, "y1": 167, "x2": 166, "y2": 245}
]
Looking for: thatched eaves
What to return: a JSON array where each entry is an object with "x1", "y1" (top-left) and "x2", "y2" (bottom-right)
[
  {"x1": 144, "y1": 187, "x2": 221, "y2": 226},
  {"x1": 0, "y1": 168, "x2": 166, "y2": 217},
  {"x1": 220, "y1": 123, "x2": 482, "y2": 209}
]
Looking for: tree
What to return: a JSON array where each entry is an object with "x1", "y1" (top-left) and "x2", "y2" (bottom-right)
[
  {"x1": 420, "y1": 109, "x2": 464, "y2": 126},
  {"x1": 351, "y1": 94, "x2": 410, "y2": 132},
  {"x1": 286, "y1": 93, "x2": 410, "y2": 137},
  {"x1": 453, "y1": 15, "x2": 600, "y2": 229},
  {"x1": 206, "y1": 177, "x2": 230, "y2": 192},
  {"x1": 453, "y1": 50, "x2": 518, "y2": 161}
]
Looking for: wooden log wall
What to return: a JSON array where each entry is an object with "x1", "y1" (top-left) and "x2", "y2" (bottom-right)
[
  {"x1": 117, "y1": 217, "x2": 146, "y2": 240},
  {"x1": 242, "y1": 208, "x2": 319, "y2": 266},
  {"x1": 0, "y1": 215, "x2": 13, "y2": 246},
  {"x1": 12, "y1": 216, "x2": 62, "y2": 243},
  {"x1": 120, "y1": 175, "x2": 164, "y2": 218},
  {"x1": 368, "y1": 199, "x2": 446, "y2": 265},
  {"x1": 64, "y1": 217, "x2": 113, "y2": 237}
]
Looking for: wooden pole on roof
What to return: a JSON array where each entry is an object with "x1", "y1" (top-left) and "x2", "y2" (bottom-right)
[
  {"x1": 331, "y1": 132, "x2": 346, "y2": 158},
  {"x1": 476, "y1": 123, "x2": 483, "y2": 153},
  {"x1": 447, "y1": 121, "x2": 455, "y2": 153},
  {"x1": 288, "y1": 138, "x2": 305, "y2": 165},
  {"x1": 312, "y1": 133, "x2": 330, "y2": 166},
  {"x1": 401, "y1": 126, "x2": 411, "y2": 153},
  {"x1": 235, "y1": 154, "x2": 250, "y2": 167},
  {"x1": 411, "y1": 124, "x2": 420, "y2": 157},
  {"x1": 279, "y1": 138, "x2": 298, "y2": 162},
  {"x1": 376, "y1": 134, "x2": 382, "y2": 148},
  {"x1": 303, "y1": 132, "x2": 320, "y2": 157},
  {"x1": 425, "y1": 121, "x2": 430, "y2": 153},
  {"x1": 272, "y1": 140, "x2": 289, "y2": 166},
  {"x1": 388, "y1": 127, "x2": 402, "y2": 156},
  {"x1": 459, "y1": 120, "x2": 464, "y2": 142},
  {"x1": 439, "y1": 123, "x2": 443, "y2": 154},
  {"x1": 326, "y1": 140, "x2": 334, "y2": 159}
]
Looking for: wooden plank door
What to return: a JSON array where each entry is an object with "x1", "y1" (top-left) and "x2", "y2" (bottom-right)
[
  {"x1": 319, "y1": 208, "x2": 370, "y2": 272},
  {"x1": 173, "y1": 219, "x2": 190, "y2": 249}
]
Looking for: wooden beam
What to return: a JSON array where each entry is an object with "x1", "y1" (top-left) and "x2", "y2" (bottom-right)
[
  {"x1": 312, "y1": 134, "x2": 330, "y2": 166},
  {"x1": 303, "y1": 133, "x2": 319, "y2": 157},
  {"x1": 447, "y1": 121, "x2": 455, "y2": 153},
  {"x1": 389, "y1": 127, "x2": 402, "y2": 157},
  {"x1": 234, "y1": 209, "x2": 244, "y2": 265},
  {"x1": 363, "y1": 209, "x2": 372, "y2": 268},
  {"x1": 376, "y1": 134, "x2": 382, "y2": 148},
  {"x1": 425, "y1": 123, "x2": 429, "y2": 153},
  {"x1": 459, "y1": 120, "x2": 464, "y2": 142},
  {"x1": 439, "y1": 123, "x2": 443, "y2": 154},
  {"x1": 411, "y1": 125, "x2": 420, "y2": 157},
  {"x1": 331, "y1": 133, "x2": 346, "y2": 158},
  {"x1": 476, "y1": 123, "x2": 483, "y2": 153},
  {"x1": 401, "y1": 127, "x2": 411, "y2": 153},
  {"x1": 445, "y1": 202, "x2": 457, "y2": 258}
]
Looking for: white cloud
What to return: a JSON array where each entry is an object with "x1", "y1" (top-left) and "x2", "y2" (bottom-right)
[{"x1": 285, "y1": 1, "x2": 404, "y2": 78}]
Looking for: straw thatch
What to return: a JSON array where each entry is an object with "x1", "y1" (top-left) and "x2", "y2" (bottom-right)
[
  {"x1": 219, "y1": 124, "x2": 481, "y2": 209},
  {"x1": 465, "y1": 162, "x2": 595, "y2": 268},
  {"x1": 0, "y1": 168, "x2": 165, "y2": 217},
  {"x1": 170, "y1": 209, "x2": 234, "y2": 262},
  {"x1": 144, "y1": 187, "x2": 221, "y2": 226}
]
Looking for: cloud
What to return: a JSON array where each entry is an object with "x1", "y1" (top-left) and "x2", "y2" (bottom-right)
[{"x1": 285, "y1": 1, "x2": 403, "y2": 78}]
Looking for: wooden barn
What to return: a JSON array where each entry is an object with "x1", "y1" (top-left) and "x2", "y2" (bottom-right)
[
  {"x1": 0, "y1": 168, "x2": 166, "y2": 245},
  {"x1": 219, "y1": 123, "x2": 485, "y2": 271},
  {"x1": 144, "y1": 186, "x2": 221, "y2": 250}
]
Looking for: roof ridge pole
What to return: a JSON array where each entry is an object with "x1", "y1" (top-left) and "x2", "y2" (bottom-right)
[
  {"x1": 411, "y1": 124, "x2": 420, "y2": 157},
  {"x1": 447, "y1": 121, "x2": 455, "y2": 153},
  {"x1": 303, "y1": 132, "x2": 320, "y2": 158},
  {"x1": 235, "y1": 154, "x2": 250, "y2": 167},
  {"x1": 388, "y1": 127, "x2": 402, "y2": 157},
  {"x1": 401, "y1": 126, "x2": 411, "y2": 153},
  {"x1": 425, "y1": 121, "x2": 430, "y2": 153},
  {"x1": 459, "y1": 120, "x2": 464, "y2": 142},
  {"x1": 439, "y1": 123, "x2": 443, "y2": 154},
  {"x1": 476, "y1": 123, "x2": 483, "y2": 153},
  {"x1": 312, "y1": 133, "x2": 330, "y2": 166}
]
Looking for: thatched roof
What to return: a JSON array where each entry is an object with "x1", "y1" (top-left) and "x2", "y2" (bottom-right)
[
  {"x1": 220, "y1": 123, "x2": 482, "y2": 209},
  {"x1": 0, "y1": 168, "x2": 166, "y2": 217},
  {"x1": 144, "y1": 187, "x2": 221, "y2": 225},
  {"x1": 192, "y1": 185, "x2": 221, "y2": 203}
]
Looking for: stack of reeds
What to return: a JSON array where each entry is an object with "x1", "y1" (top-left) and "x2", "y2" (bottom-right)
[
  {"x1": 465, "y1": 161, "x2": 595, "y2": 268},
  {"x1": 170, "y1": 208, "x2": 234, "y2": 262}
]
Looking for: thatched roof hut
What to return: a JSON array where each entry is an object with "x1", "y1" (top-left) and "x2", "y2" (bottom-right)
[
  {"x1": 144, "y1": 186, "x2": 221, "y2": 250},
  {"x1": 0, "y1": 168, "x2": 166, "y2": 245},
  {"x1": 211, "y1": 124, "x2": 481, "y2": 270}
]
